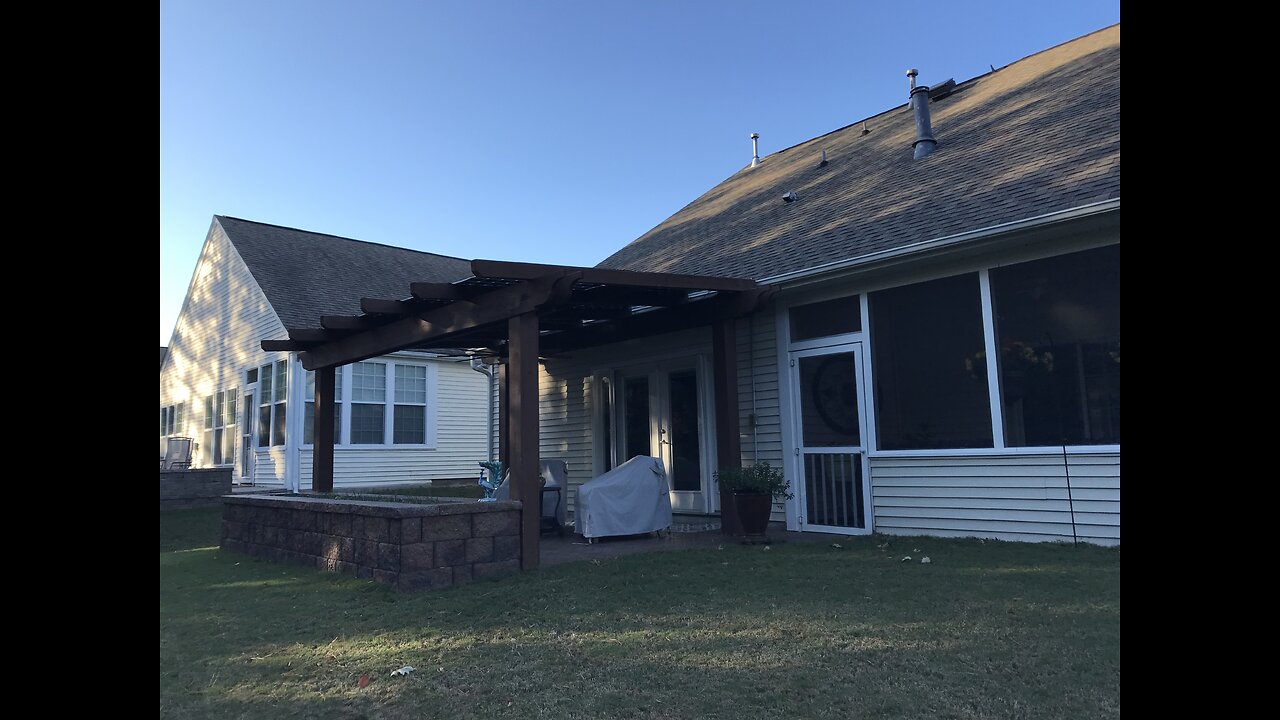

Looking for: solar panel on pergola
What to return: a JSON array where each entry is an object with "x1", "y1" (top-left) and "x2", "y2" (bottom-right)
[{"x1": 261, "y1": 259, "x2": 773, "y2": 570}]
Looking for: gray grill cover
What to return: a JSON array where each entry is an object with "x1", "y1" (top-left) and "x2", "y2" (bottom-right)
[{"x1": 576, "y1": 456, "x2": 673, "y2": 539}]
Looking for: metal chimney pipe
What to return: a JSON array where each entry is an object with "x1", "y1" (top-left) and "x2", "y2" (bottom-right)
[
  {"x1": 750, "y1": 132, "x2": 761, "y2": 168},
  {"x1": 907, "y1": 69, "x2": 937, "y2": 160}
]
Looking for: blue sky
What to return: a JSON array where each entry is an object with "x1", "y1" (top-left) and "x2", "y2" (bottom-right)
[{"x1": 160, "y1": 0, "x2": 1120, "y2": 344}]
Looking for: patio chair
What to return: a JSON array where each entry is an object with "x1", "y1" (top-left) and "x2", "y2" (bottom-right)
[
  {"x1": 162, "y1": 436, "x2": 193, "y2": 470},
  {"x1": 492, "y1": 459, "x2": 569, "y2": 536}
]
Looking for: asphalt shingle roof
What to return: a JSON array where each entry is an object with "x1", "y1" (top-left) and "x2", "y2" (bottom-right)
[
  {"x1": 598, "y1": 25, "x2": 1120, "y2": 279},
  {"x1": 217, "y1": 216, "x2": 473, "y2": 330}
]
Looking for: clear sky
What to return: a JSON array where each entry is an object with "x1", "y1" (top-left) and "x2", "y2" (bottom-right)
[{"x1": 160, "y1": 0, "x2": 1120, "y2": 344}]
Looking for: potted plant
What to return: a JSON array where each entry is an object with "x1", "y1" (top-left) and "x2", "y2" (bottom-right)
[{"x1": 714, "y1": 462, "x2": 792, "y2": 543}]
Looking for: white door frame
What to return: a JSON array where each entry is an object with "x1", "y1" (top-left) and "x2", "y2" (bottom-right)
[
  {"x1": 613, "y1": 356, "x2": 715, "y2": 514},
  {"x1": 788, "y1": 342, "x2": 873, "y2": 535},
  {"x1": 238, "y1": 379, "x2": 258, "y2": 486}
]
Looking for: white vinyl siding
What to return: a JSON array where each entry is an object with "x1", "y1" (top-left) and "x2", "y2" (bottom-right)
[
  {"x1": 297, "y1": 360, "x2": 486, "y2": 486},
  {"x1": 870, "y1": 452, "x2": 1120, "y2": 545},
  {"x1": 158, "y1": 219, "x2": 290, "y2": 479}
]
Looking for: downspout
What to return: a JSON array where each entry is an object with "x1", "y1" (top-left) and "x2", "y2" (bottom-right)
[{"x1": 470, "y1": 356, "x2": 496, "y2": 461}]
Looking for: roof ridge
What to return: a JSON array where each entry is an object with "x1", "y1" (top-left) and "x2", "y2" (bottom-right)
[
  {"x1": 215, "y1": 215, "x2": 472, "y2": 263},
  {"x1": 757, "y1": 22, "x2": 1120, "y2": 163}
]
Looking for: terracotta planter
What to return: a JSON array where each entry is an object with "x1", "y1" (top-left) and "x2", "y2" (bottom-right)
[{"x1": 732, "y1": 492, "x2": 773, "y2": 541}]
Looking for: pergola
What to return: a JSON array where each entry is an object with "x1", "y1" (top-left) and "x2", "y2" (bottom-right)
[{"x1": 262, "y1": 259, "x2": 773, "y2": 569}]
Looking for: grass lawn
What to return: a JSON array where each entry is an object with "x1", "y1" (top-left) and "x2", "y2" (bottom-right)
[{"x1": 160, "y1": 507, "x2": 1119, "y2": 719}]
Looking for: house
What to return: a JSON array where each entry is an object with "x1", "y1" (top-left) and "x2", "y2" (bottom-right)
[
  {"x1": 159, "y1": 216, "x2": 493, "y2": 490},
  {"x1": 573, "y1": 25, "x2": 1120, "y2": 545},
  {"x1": 261, "y1": 24, "x2": 1120, "y2": 563}
]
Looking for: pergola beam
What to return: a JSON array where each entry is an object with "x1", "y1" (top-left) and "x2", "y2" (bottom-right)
[
  {"x1": 299, "y1": 273, "x2": 577, "y2": 370},
  {"x1": 261, "y1": 339, "x2": 315, "y2": 352},
  {"x1": 410, "y1": 282, "x2": 464, "y2": 301},
  {"x1": 360, "y1": 297, "x2": 418, "y2": 316},
  {"x1": 471, "y1": 259, "x2": 756, "y2": 292},
  {"x1": 321, "y1": 315, "x2": 377, "y2": 330}
]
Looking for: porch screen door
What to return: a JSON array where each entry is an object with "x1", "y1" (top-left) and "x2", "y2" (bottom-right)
[{"x1": 791, "y1": 344, "x2": 871, "y2": 534}]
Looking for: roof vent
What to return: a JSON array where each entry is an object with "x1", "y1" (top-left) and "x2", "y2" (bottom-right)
[
  {"x1": 750, "y1": 133, "x2": 761, "y2": 168},
  {"x1": 782, "y1": 191, "x2": 798, "y2": 203},
  {"x1": 861, "y1": 122, "x2": 870, "y2": 136},
  {"x1": 907, "y1": 69, "x2": 938, "y2": 160},
  {"x1": 819, "y1": 149, "x2": 828, "y2": 167}
]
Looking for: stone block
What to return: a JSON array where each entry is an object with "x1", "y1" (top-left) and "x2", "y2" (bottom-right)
[
  {"x1": 422, "y1": 515, "x2": 470, "y2": 541},
  {"x1": 492, "y1": 535, "x2": 521, "y2": 562},
  {"x1": 472, "y1": 511, "x2": 519, "y2": 538},
  {"x1": 434, "y1": 540, "x2": 465, "y2": 568},
  {"x1": 465, "y1": 537, "x2": 494, "y2": 563},
  {"x1": 402, "y1": 543, "x2": 435, "y2": 572},
  {"x1": 400, "y1": 517, "x2": 421, "y2": 544},
  {"x1": 377, "y1": 542, "x2": 401, "y2": 571}
]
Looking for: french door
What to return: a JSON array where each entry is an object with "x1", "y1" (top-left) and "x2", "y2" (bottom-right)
[
  {"x1": 790, "y1": 344, "x2": 872, "y2": 534},
  {"x1": 618, "y1": 363, "x2": 708, "y2": 513}
]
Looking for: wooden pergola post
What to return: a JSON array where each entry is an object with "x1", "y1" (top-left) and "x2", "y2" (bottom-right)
[
  {"x1": 507, "y1": 312, "x2": 541, "y2": 569},
  {"x1": 313, "y1": 365, "x2": 336, "y2": 493}
]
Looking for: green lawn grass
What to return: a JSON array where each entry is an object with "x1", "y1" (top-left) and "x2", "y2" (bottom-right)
[{"x1": 160, "y1": 507, "x2": 1119, "y2": 719}]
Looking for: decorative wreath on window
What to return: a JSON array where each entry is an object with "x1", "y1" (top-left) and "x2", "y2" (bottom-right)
[{"x1": 810, "y1": 356, "x2": 859, "y2": 437}]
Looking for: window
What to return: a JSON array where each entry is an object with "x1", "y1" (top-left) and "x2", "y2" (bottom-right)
[
  {"x1": 258, "y1": 366, "x2": 272, "y2": 447},
  {"x1": 870, "y1": 273, "x2": 993, "y2": 450},
  {"x1": 394, "y1": 364, "x2": 427, "y2": 444},
  {"x1": 350, "y1": 362, "x2": 386, "y2": 444},
  {"x1": 990, "y1": 245, "x2": 1120, "y2": 446},
  {"x1": 159, "y1": 404, "x2": 184, "y2": 436},
  {"x1": 272, "y1": 360, "x2": 287, "y2": 446},
  {"x1": 304, "y1": 368, "x2": 343, "y2": 445},
  {"x1": 202, "y1": 390, "x2": 237, "y2": 466},
  {"x1": 790, "y1": 295, "x2": 861, "y2": 341},
  {"x1": 257, "y1": 360, "x2": 288, "y2": 447}
]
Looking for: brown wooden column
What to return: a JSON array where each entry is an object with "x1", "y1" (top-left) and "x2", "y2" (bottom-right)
[
  {"x1": 497, "y1": 363, "x2": 509, "y2": 470},
  {"x1": 507, "y1": 312, "x2": 541, "y2": 570},
  {"x1": 712, "y1": 319, "x2": 741, "y2": 471},
  {"x1": 313, "y1": 365, "x2": 336, "y2": 493}
]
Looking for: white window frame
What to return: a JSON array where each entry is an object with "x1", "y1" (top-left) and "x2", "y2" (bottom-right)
[
  {"x1": 392, "y1": 363, "x2": 429, "y2": 445},
  {"x1": 301, "y1": 358, "x2": 439, "y2": 450},
  {"x1": 256, "y1": 360, "x2": 289, "y2": 448},
  {"x1": 775, "y1": 239, "x2": 1121, "y2": 463},
  {"x1": 303, "y1": 366, "x2": 344, "y2": 447}
]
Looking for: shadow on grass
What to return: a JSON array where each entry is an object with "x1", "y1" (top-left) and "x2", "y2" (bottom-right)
[{"x1": 161, "y1": 507, "x2": 1119, "y2": 720}]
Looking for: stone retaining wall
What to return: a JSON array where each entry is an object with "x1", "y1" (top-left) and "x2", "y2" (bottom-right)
[
  {"x1": 160, "y1": 468, "x2": 232, "y2": 510},
  {"x1": 221, "y1": 494, "x2": 522, "y2": 591}
]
